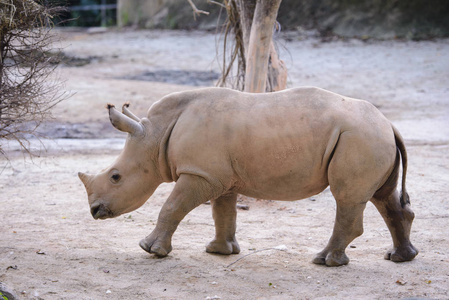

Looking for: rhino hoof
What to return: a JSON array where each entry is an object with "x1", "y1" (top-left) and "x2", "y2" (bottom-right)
[
  {"x1": 206, "y1": 239, "x2": 240, "y2": 255},
  {"x1": 139, "y1": 239, "x2": 172, "y2": 257},
  {"x1": 384, "y1": 244, "x2": 418, "y2": 262},
  {"x1": 313, "y1": 250, "x2": 349, "y2": 267},
  {"x1": 312, "y1": 255, "x2": 326, "y2": 265},
  {"x1": 325, "y1": 250, "x2": 349, "y2": 266}
]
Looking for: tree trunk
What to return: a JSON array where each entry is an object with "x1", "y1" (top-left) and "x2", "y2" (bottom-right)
[
  {"x1": 243, "y1": 0, "x2": 282, "y2": 93},
  {"x1": 217, "y1": 0, "x2": 287, "y2": 92},
  {"x1": 235, "y1": 0, "x2": 255, "y2": 55},
  {"x1": 267, "y1": 42, "x2": 288, "y2": 92}
]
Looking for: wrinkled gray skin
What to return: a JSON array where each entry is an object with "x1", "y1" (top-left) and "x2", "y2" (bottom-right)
[{"x1": 79, "y1": 87, "x2": 418, "y2": 266}]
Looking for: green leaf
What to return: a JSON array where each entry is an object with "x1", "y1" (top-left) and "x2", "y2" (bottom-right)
[{"x1": 0, "y1": 291, "x2": 9, "y2": 300}]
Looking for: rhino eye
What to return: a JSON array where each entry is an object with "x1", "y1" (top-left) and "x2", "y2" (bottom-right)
[{"x1": 111, "y1": 173, "x2": 121, "y2": 183}]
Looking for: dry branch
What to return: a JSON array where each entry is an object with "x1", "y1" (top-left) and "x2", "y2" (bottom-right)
[
  {"x1": 187, "y1": 0, "x2": 210, "y2": 20},
  {"x1": 215, "y1": 0, "x2": 247, "y2": 91}
]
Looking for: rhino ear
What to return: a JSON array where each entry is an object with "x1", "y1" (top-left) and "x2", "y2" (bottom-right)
[{"x1": 107, "y1": 104, "x2": 143, "y2": 136}]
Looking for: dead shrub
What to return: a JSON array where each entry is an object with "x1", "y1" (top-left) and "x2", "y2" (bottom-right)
[{"x1": 0, "y1": 0, "x2": 68, "y2": 157}]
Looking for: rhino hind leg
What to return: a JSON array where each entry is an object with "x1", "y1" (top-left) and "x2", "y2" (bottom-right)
[
  {"x1": 315, "y1": 130, "x2": 391, "y2": 266},
  {"x1": 140, "y1": 174, "x2": 221, "y2": 257},
  {"x1": 313, "y1": 202, "x2": 367, "y2": 266},
  {"x1": 371, "y1": 190, "x2": 418, "y2": 262},
  {"x1": 206, "y1": 192, "x2": 240, "y2": 255}
]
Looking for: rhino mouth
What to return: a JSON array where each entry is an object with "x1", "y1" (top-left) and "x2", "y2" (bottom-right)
[{"x1": 90, "y1": 203, "x2": 114, "y2": 220}]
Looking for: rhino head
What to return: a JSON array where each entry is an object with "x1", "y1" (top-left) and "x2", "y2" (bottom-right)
[{"x1": 78, "y1": 104, "x2": 163, "y2": 220}]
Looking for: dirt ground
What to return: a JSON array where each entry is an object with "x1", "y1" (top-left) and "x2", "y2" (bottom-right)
[{"x1": 1, "y1": 29, "x2": 448, "y2": 299}]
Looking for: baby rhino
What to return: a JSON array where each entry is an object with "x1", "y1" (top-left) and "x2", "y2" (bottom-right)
[{"x1": 79, "y1": 87, "x2": 418, "y2": 266}]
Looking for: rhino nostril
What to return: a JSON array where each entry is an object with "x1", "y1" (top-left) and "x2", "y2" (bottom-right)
[
  {"x1": 90, "y1": 203, "x2": 112, "y2": 219},
  {"x1": 90, "y1": 204, "x2": 101, "y2": 219}
]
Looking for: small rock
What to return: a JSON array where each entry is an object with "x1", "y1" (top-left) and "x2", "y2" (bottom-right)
[
  {"x1": 396, "y1": 279, "x2": 407, "y2": 285},
  {"x1": 274, "y1": 245, "x2": 288, "y2": 251},
  {"x1": 0, "y1": 282, "x2": 18, "y2": 300},
  {"x1": 237, "y1": 204, "x2": 249, "y2": 210},
  {"x1": 87, "y1": 27, "x2": 108, "y2": 34}
]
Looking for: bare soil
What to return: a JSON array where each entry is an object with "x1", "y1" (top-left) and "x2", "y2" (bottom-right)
[{"x1": 1, "y1": 29, "x2": 448, "y2": 299}]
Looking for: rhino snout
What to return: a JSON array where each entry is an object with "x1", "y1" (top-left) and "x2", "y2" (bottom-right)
[{"x1": 90, "y1": 203, "x2": 113, "y2": 220}]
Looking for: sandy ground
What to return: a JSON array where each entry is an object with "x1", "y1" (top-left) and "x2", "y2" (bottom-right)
[{"x1": 1, "y1": 29, "x2": 448, "y2": 299}]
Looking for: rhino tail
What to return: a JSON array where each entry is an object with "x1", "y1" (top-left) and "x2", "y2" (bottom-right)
[{"x1": 392, "y1": 124, "x2": 410, "y2": 207}]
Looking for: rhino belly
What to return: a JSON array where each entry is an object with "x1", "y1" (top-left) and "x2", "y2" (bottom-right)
[
  {"x1": 235, "y1": 176, "x2": 328, "y2": 201},
  {"x1": 231, "y1": 154, "x2": 330, "y2": 201}
]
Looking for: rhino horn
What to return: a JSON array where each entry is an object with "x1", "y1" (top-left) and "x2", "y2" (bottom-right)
[
  {"x1": 122, "y1": 102, "x2": 141, "y2": 122},
  {"x1": 107, "y1": 103, "x2": 143, "y2": 136},
  {"x1": 78, "y1": 172, "x2": 93, "y2": 187}
]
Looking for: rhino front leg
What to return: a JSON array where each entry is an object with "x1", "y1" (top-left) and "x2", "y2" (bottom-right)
[
  {"x1": 313, "y1": 202, "x2": 367, "y2": 266},
  {"x1": 206, "y1": 192, "x2": 240, "y2": 255},
  {"x1": 371, "y1": 190, "x2": 418, "y2": 262},
  {"x1": 140, "y1": 174, "x2": 221, "y2": 257}
]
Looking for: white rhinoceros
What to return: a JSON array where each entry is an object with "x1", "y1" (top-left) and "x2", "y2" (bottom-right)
[{"x1": 79, "y1": 87, "x2": 418, "y2": 266}]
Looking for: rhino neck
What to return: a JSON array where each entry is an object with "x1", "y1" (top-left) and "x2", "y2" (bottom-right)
[
  {"x1": 147, "y1": 91, "x2": 199, "y2": 183},
  {"x1": 156, "y1": 119, "x2": 177, "y2": 183}
]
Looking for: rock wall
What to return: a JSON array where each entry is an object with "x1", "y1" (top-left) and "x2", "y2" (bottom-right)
[
  {"x1": 117, "y1": 0, "x2": 449, "y2": 39},
  {"x1": 277, "y1": 0, "x2": 449, "y2": 39}
]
